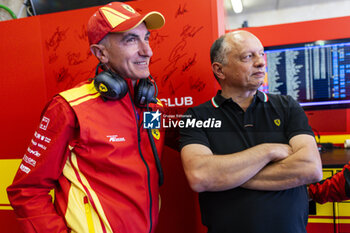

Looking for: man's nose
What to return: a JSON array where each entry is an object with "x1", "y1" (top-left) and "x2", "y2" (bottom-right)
[
  {"x1": 254, "y1": 55, "x2": 265, "y2": 68},
  {"x1": 139, "y1": 41, "x2": 153, "y2": 57}
]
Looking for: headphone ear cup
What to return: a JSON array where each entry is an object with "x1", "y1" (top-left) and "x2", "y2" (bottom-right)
[
  {"x1": 94, "y1": 71, "x2": 128, "y2": 100},
  {"x1": 135, "y1": 79, "x2": 156, "y2": 106}
]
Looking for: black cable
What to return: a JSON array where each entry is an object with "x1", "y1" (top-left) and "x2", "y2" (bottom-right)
[
  {"x1": 147, "y1": 128, "x2": 164, "y2": 186},
  {"x1": 144, "y1": 76, "x2": 163, "y2": 186},
  {"x1": 149, "y1": 74, "x2": 158, "y2": 98}
]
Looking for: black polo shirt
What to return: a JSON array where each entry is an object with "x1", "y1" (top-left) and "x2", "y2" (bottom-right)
[{"x1": 179, "y1": 90, "x2": 314, "y2": 233}]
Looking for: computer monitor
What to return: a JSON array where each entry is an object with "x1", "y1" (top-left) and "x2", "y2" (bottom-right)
[
  {"x1": 29, "y1": 0, "x2": 129, "y2": 15},
  {"x1": 262, "y1": 38, "x2": 350, "y2": 109}
]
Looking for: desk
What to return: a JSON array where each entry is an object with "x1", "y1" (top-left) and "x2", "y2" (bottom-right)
[{"x1": 321, "y1": 149, "x2": 350, "y2": 168}]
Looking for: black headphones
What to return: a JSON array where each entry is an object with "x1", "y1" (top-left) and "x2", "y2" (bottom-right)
[{"x1": 93, "y1": 63, "x2": 158, "y2": 106}]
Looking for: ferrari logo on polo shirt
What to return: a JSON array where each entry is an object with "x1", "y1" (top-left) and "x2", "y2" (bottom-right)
[
  {"x1": 152, "y1": 129, "x2": 160, "y2": 140},
  {"x1": 274, "y1": 119, "x2": 281, "y2": 126},
  {"x1": 99, "y1": 83, "x2": 108, "y2": 92}
]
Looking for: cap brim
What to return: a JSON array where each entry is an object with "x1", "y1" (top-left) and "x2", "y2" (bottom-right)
[{"x1": 111, "y1": 11, "x2": 165, "y2": 33}]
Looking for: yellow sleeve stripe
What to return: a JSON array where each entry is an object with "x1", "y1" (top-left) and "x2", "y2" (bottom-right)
[
  {"x1": 68, "y1": 93, "x2": 101, "y2": 107},
  {"x1": 60, "y1": 82, "x2": 100, "y2": 107}
]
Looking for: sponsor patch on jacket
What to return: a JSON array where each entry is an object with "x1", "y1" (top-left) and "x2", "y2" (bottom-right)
[
  {"x1": 39, "y1": 117, "x2": 50, "y2": 130},
  {"x1": 107, "y1": 135, "x2": 126, "y2": 142}
]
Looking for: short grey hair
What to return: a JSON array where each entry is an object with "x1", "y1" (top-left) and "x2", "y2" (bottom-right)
[{"x1": 210, "y1": 34, "x2": 231, "y2": 81}]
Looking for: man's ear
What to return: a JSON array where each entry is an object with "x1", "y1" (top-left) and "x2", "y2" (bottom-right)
[
  {"x1": 90, "y1": 44, "x2": 108, "y2": 63},
  {"x1": 212, "y1": 62, "x2": 225, "y2": 81}
]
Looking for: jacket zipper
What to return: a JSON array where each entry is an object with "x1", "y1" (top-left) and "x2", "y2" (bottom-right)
[{"x1": 129, "y1": 92, "x2": 153, "y2": 233}]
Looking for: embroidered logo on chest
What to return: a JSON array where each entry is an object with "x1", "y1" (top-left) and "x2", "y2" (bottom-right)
[
  {"x1": 152, "y1": 129, "x2": 161, "y2": 140},
  {"x1": 274, "y1": 119, "x2": 281, "y2": 126},
  {"x1": 107, "y1": 135, "x2": 126, "y2": 142}
]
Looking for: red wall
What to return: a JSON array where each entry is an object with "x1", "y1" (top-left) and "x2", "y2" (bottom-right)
[{"x1": 0, "y1": 0, "x2": 224, "y2": 232}]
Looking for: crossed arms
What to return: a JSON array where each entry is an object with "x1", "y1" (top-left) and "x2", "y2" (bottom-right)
[{"x1": 181, "y1": 134, "x2": 323, "y2": 192}]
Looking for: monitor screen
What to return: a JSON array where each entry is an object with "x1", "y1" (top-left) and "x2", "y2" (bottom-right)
[
  {"x1": 262, "y1": 38, "x2": 350, "y2": 109},
  {"x1": 29, "y1": 0, "x2": 130, "y2": 15}
]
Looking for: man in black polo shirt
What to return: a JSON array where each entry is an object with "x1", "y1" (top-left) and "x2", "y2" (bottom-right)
[{"x1": 179, "y1": 30, "x2": 323, "y2": 233}]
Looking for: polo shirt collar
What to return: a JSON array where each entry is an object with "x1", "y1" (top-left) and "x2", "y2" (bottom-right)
[
  {"x1": 211, "y1": 90, "x2": 268, "y2": 108},
  {"x1": 211, "y1": 90, "x2": 226, "y2": 108},
  {"x1": 256, "y1": 90, "x2": 269, "y2": 103}
]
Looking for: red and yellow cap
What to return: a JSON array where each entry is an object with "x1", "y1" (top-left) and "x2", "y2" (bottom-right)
[{"x1": 87, "y1": 2, "x2": 165, "y2": 45}]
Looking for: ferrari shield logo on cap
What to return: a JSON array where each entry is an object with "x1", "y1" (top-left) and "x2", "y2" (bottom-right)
[
  {"x1": 274, "y1": 119, "x2": 281, "y2": 126},
  {"x1": 122, "y1": 4, "x2": 136, "y2": 13}
]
